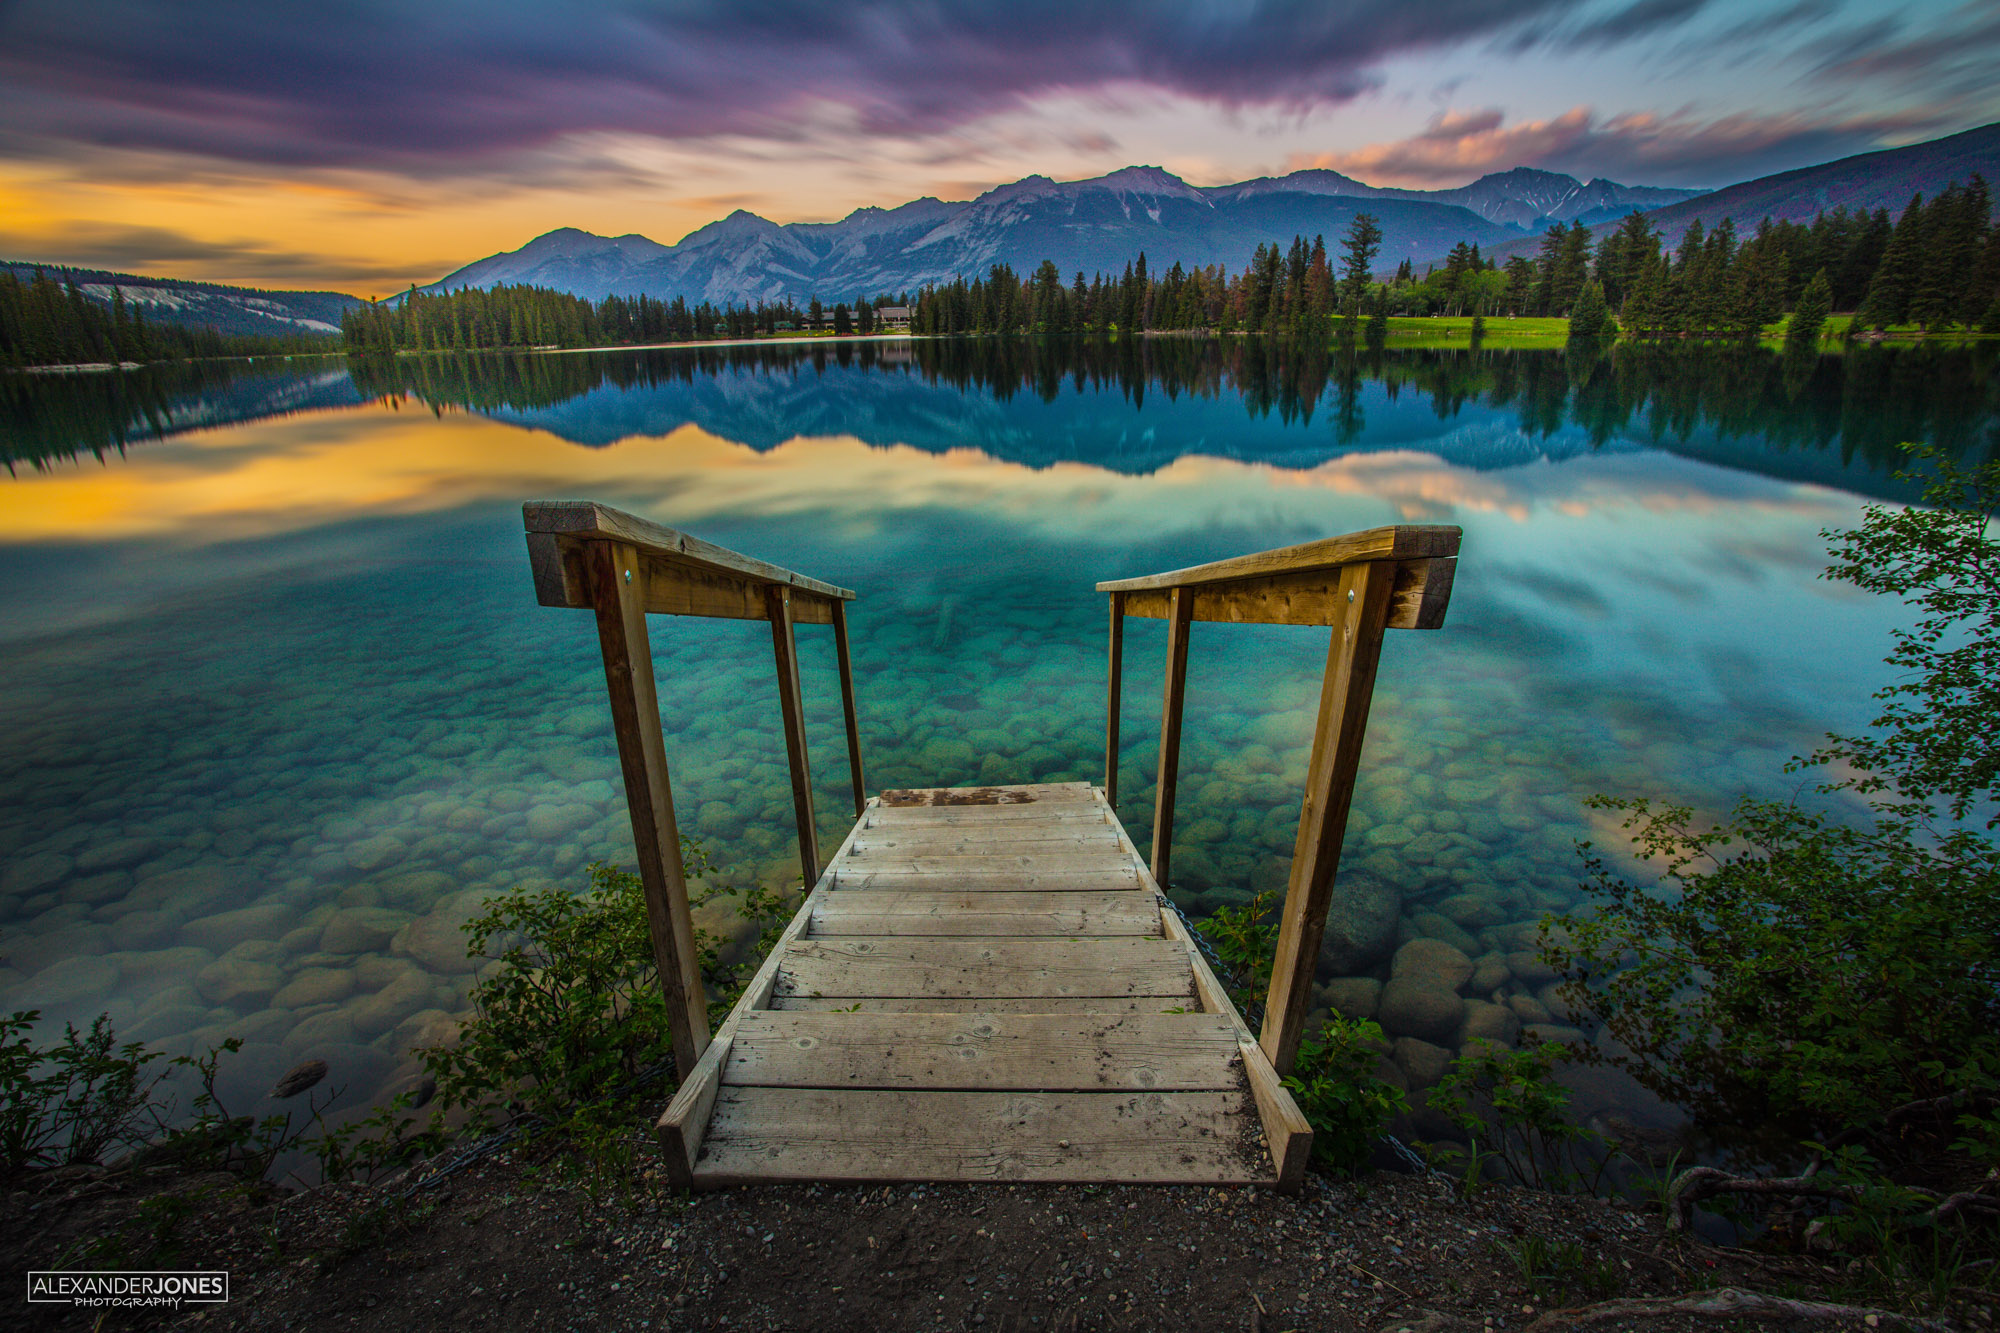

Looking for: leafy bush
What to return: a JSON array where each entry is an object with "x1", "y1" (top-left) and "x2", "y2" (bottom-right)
[
  {"x1": 1195, "y1": 893, "x2": 1407, "y2": 1175},
  {"x1": 1281, "y1": 1016, "x2": 1407, "y2": 1176},
  {"x1": 1545, "y1": 449, "x2": 1999, "y2": 1303},
  {"x1": 418, "y1": 848, "x2": 795, "y2": 1140},
  {"x1": 1, "y1": 1012, "x2": 168, "y2": 1175},
  {"x1": 1548, "y1": 451, "x2": 2000, "y2": 1155},
  {"x1": 1197, "y1": 888, "x2": 1278, "y2": 1015},
  {"x1": 1426, "y1": 1039, "x2": 1611, "y2": 1193}
]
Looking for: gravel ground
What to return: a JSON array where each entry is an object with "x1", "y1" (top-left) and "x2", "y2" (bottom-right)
[{"x1": 14, "y1": 1138, "x2": 1982, "y2": 1333}]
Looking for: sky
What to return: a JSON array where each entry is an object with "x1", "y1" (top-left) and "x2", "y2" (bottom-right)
[{"x1": 0, "y1": 0, "x2": 1994, "y2": 296}]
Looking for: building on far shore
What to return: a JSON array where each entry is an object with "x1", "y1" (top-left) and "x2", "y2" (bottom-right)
[{"x1": 875, "y1": 306, "x2": 912, "y2": 330}]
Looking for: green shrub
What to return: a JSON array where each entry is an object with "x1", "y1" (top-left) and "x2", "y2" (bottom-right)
[
  {"x1": 418, "y1": 848, "x2": 796, "y2": 1140},
  {"x1": 0, "y1": 1012, "x2": 168, "y2": 1175},
  {"x1": 1544, "y1": 449, "x2": 2000, "y2": 1306},
  {"x1": 1282, "y1": 1015, "x2": 1407, "y2": 1175},
  {"x1": 1197, "y1": 888, "x2": 1278, "y2": 1015},
  {"x1": 1426, "y1": 1039, "x2": 1610, "y2": 1193},
  {"x1": 1547, "y1": 451, "x2": 2000, "y2": 1156}
]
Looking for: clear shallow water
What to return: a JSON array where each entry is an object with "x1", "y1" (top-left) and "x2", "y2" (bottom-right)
[{"x1": 0, "y1": 339, "x2": 1993, "y2": 1134}]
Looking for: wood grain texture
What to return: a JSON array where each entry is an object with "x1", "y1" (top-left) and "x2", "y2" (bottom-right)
[
  {"x1": 767, "y1": 583, "x2": 820, "y2": 885},
  {"x1": 861, "y1": 805, "x2": 1108, "y2": 828},
  {"x1": 1096, "y1": 525, "x2": 1461, "y2": 593},
  {"x1": 653, "y1": 798, "x2": 875, "y2": 1171},
  {"x1": 833, "y1": 851, "x2": 1136, "y2": 875},
  {"x1": 1114, "y1": 556, "x2": 1455, "y2": 632},
  {"x1": 1149, "y1": 587, "x2": 1194, "y2": 891},
  {"x1": 846, "y1": 828, "x2": 1123, "y2": 853},
  {"x1": 829, "y1": 868, "x2": 1138, "y2": 893},
  {"x1": 656, "y1": 1035, "x2": 730, "y2": 1190},
  {"x1": 524, "y1": 500, "x2": 853, "y2": 600},
  {"x1": 588, "y1": 541, "x2": 709, "y2": 1082},
  {"x1": 774, "y1": 937, "x2": 1196, "y2": 1000},
  {"x1": 720, "y1": 1011, "x2": 1243, "y2": 1091},
  {"x1": 1241, "y1": 1040, "x2": 1313, "y2": 1195},
  {"x1": 877, "y1": 781, "x2": 1097, "y2": 807},
  {"x1": 694, "y1": 1088, "x2": 1274, "y2": 1187},
  {"x1": 810, "y1": 890, "x2": 1159, "y2": 936},
  {"x1": 1259, "y1": 558, "x2": 1399, "y2": 1076},
  {"x1": 832, "y1": 601, "x2": 866, "y2": 817},
  {"x1": 769, "y1": 995, "x2": 1192, "y2": 1014},
  {"x1": 1105, "y1": 590, "x2": 1125, "y2": 808}
]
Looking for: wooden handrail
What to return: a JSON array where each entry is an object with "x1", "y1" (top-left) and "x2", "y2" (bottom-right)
[
  {"x1": 1097, "y1": 524, "x2": 1462, "y2": 1077},
  {"x1": 523, "y1": 500, "x2": 866, "y2": 1082}
]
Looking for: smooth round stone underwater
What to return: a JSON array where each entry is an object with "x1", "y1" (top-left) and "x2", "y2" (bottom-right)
[{"x1": 0, "y1": 344, "x2": 1938, "y2": 1146}]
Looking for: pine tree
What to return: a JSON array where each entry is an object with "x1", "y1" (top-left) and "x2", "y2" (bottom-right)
[
  {"x1": 1365, "y1": 285, "x2": 1388, "y2": 349},
  {"x1": 1857, "y1": 193, "x2": 1925, "y2": 329},
  {"x1": 1787, "y1": 269, "x2": 1832, "y2": 346},
  {"x1": 1338, "y1": 213, "x2": 1383, "y2": 307},
  {"x1": 1567, "y1": 280, "x2": 1610, "y2": 343},
  {"x1": 1551, "y1": 224, "x2": 1593, "y2": 315}
]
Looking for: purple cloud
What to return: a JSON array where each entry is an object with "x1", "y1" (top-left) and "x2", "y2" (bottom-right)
[
  {"x1": 1290, "y1": 104, "x2": 1961, "y2": 188},
  {"x1": 0, "y1": 0, "x2": 1595, "y2": 170}
]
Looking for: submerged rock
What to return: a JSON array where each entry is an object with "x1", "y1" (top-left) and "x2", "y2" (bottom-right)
[
  {"x1": 1317, "y1": 874, "x2": 1400, "y2": 974},
  {"x1": 1390, "y1": 938, "x2": 1474, "y2": 992},
  {"x1": 1316, "y1": 976, "x2": 1381, "y2": 1021},
  {"x1": 1376, "y1": 979, "x2": 1465, "y2": 1043}
]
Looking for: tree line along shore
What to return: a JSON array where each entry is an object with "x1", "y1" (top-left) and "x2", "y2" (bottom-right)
[{"x1": 5, "y1": 178, "x2": 1996, "y2": 367}]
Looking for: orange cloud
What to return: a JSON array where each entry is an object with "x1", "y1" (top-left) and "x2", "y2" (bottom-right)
[{"x1": 1289, "y1": 106, "x2": 1596, "y2": 185}]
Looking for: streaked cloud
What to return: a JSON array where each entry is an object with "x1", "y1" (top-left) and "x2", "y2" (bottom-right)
[
  {"x1": 0, "y1": 221, "x2": 451, "y2": 285},
  {"x1": 1, "y1": 0, "x2": 1992, "y2": 291},
  {"x1": 1287, "y1": 104, "x2": 1958, "y2": 187},
  {"x1": 0, "y1": 0, "x2": 1586, "y2": 172}
]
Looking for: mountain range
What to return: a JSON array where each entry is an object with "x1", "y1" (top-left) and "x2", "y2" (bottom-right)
[
  {"x1": 0, "y1": 264, "x2": 364, "y2": 339},
  {"x1": 14, "y1": 122, "x2": 1995, "y2": 333},
  {"x1": 420, "y1": 166, "x2": 1704, "y2": 309}
]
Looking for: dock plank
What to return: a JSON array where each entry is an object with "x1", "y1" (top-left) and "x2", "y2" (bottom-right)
[
  {"x1": 846, "y1": 828, "x2": 1123, "y2": 853},
  {"x1": 775, "y1": 937, "x2": 1196, "y2": 999},
  {"x1": 834, "y1": 853, "x2": 1136, "y2": 876},
  {"x1": 695, "y1": 1088, "x2": 1273, "y2": 1186},
  {"x1": 769, "y1": 995, "x2": 1192, "y2": 1014},
  {"x1": 862, "y1": 805, "x2": 1107, "y2": 827},
  {"x1": 831, "y1": 868, "x2": 1137, "y2": 893},
  {"x1": 721, "y1": 1011, "x2": 1243, "y2": 1091},
  {"x1": 810, "y1": 890, "x2": 1159, "y2": 936}
]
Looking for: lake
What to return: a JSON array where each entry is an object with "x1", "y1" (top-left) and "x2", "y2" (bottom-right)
[{"x1": 1, "y1": 336, "x2": 1993, "y2": 1136}]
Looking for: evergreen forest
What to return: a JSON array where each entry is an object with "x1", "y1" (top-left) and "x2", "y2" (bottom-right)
[{"x1": 0, "y1": 269, "x2": 335, "y2": 368}]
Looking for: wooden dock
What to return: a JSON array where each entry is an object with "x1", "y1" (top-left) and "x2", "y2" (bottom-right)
[
  {"x1": 523, "y1": 501, "x2": 1460, "y2": 1194},
  {"x1": 660, "y1": 781, "x2": 1309, "y2": 1189}
]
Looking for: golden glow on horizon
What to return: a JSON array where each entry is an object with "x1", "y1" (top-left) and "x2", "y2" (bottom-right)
[
  {"x1": 0, "y1": 400, "x2": 1848, "y2": 547},
  {"x1": 0, "y1": 90, "x2": 1417, "y2": 296}
]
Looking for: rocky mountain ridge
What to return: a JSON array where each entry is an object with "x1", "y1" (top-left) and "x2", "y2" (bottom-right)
[{"x1": 418, "y1": 165, "x2": 1706, "y2": 307}]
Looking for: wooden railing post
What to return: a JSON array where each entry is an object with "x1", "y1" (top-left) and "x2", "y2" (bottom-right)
[
  {"x1": 1259, "y1": 559, "x2": 1399, "y2": 1076},
  {"x1": 767, "y1": 584, "x2": 821, "y2": 885},
  {"x1": 832, "y1": 601, "x2": 866, "y2": 819},
  {"x1": 1148, "y1": 586, "x2": 1195, "y2": 890},
  {"x1": 587, "y1": 541, "x2": 710, "y2": 1082},
  {"x1": 1104, "y1": 592, "x2": 1125, "y2": 808}
]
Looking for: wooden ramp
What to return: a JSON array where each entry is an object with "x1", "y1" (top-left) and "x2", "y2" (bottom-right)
[
  {"x1": 656, "y1": 782, "x2": 1312, "y2": 1191},
  {"x1": 525, "y1": 501, "x2": 1461, "y2": 1195}
]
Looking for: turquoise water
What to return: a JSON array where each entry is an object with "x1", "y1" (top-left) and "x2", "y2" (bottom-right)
[{"x1": 0, "y1": 339, "x2": 1992, "y2": 1132}]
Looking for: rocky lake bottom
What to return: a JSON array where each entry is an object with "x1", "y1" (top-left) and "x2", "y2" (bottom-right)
[{"x1": 3, "y1": 339, "x2": 1982, "y2": 1153}]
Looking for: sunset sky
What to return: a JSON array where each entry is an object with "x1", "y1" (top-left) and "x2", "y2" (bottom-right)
[{"x1": 2, "y1": 0, "x2": 1994, "y2": 297}]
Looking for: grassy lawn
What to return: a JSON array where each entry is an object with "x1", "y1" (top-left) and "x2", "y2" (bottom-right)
[{"x1": 1380, "y1": 315, "x2": 1570, "y2": 348}]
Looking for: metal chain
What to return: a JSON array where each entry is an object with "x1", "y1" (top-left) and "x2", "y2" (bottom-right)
[
  {"x1": 1159, "y1": 892, "x2": 1265, "y2": 1031},
  {"x1": 396, "y1": 1056, "x2": 677, "y2": 1198},
  {"x1": 1383, "y1": 1131, "x2": 1447, "y2": 1178}
]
